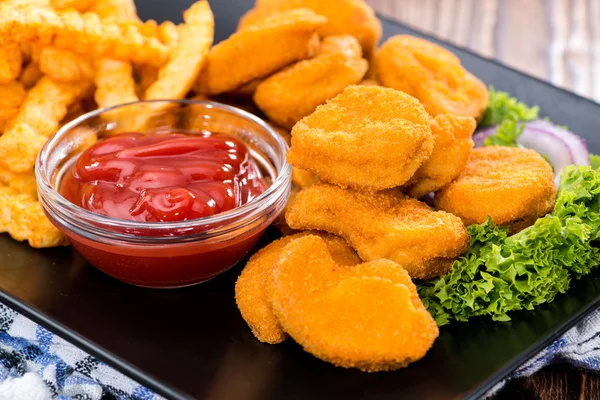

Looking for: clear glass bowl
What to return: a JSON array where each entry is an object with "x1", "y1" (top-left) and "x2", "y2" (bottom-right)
[{"x1": 36, "y1": 100, "x2": 291, "y2": 288}]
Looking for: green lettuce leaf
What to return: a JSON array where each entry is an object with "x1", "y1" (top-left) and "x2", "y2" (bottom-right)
[
  {"x1": 418, "y1": 166, "x2": 600, "y2": 326},
  {"x1": 590, "y1": 153, "x2": 600, "y2": 170},
  {"x1": 483, "y1": 119, "x2": 524, "y2": 147},
  {"x1": 479, "y1": 86, "x2": 539, "y2": 127}
]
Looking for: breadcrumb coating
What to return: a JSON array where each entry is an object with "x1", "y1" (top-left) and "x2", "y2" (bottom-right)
[{"x1": 435, "y1": 146, "x2": 557, "y2": 232}]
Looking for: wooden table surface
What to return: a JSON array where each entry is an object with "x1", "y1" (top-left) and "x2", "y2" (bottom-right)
[{"x1": 366, "y1": 0, "x2": 600, "y2": 398}]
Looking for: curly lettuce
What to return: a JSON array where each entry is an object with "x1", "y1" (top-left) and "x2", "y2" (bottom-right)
[
  {"x1": 418, "y1": 166, "x2": 600, "y2": 326},
  {"x1": 479, "y1": 86, "x2": 539, "y2": 127}
]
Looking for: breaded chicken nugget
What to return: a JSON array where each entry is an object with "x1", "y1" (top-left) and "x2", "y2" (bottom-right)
[
  {"x1": 287, "y1": 85, "x2": 433, "y2": 190},
  {"x1": 269, "y1": 235, "x2": 438, "y2": 371},
  {"x1": 435, "y1": 146, "x2": 556, "y2": 232},
  {"x1": 235, "y1": 232, "x2": 359, "y2": 344},
  {"x1": 374, "y1": 35, "x2": 489, "y2": 119},
  {"x1": 254, "y1": 35, "x2": 368, "y2": 129},
  {"x1": 238, "y1": 0, "x2": 382, "y2": 58},
  {"x1": 286, "y1": 184, "x2": 469, "y2": 279},
  {"x1": 405, "y1": 114, "x2": 476, "y2": 198},
  {"x1": 196, "y1": 8, "x2": 325, "y2": 95}
]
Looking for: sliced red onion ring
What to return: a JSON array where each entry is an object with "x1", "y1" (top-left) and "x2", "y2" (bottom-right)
[{"x1": 473, "y1": 120, "x2": 590, "y2": 186}]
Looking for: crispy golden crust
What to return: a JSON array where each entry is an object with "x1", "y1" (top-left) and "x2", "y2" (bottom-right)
[
  {"x1": 254, "y1": 35, "x2": 368, "y2": 129},
  {"x1": 235, "y1": 232, "x2": 359, "y2": 344},
  {"x1": 374, "y1": 35, "x2": 489, "y2": 119},
  {"x1": 435, "y1": 146, "x2": 557, "y2": 232},
  {"x1": 38, "y1": 47, "x2": 94, "y2": 83},
  {"x1": 0, "y1": 43, "x2": 22, "y2": 84},
  {"x1": 196, "y1": 8, "x2": 325, "y2": 95},
  {"x1": 0, "y1": 167, "x2": 37, "y2": 198},
  {"x1": 268, "y1": 235, "x2": 438, "y2": 372},
  {"x1": 405, "y1": 114, "x2": 476, "y2": 198},
  {"x1": 286, "y1": 183, "x2": 469, "y2": 279},
  {"x1": 238, "y1": 0, "x2": 382, "y2": 58},
  {"x1": 19, "y1": 62, "x2": 43, "y2": 89},
  {"x1": 287, "y1": 85, "x2": 433, "y2": 190},
  {"x1": 0, "y1": 81, "x2": 26, "y2": 110}
]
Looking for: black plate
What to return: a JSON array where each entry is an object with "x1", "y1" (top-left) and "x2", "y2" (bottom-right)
[{"x1": 3, "y1": 1, "x2": 600, "y2": 399}]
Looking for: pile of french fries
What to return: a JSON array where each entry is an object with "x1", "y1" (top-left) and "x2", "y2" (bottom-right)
[{"x1": 0, "y1": 0, "x2": 214, "y2": 247}]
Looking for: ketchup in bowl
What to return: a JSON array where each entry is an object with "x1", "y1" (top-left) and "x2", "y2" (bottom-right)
[{"x1": 36, "y1": 100, "x2": 290, "y2": 288}]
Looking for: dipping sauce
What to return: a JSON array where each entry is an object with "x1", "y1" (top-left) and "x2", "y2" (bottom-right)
[{"x1": 60, "y1": 132, "x2": 268, "y2": 223}]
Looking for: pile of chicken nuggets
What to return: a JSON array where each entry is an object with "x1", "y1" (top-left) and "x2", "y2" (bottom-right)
[
  {"x1": 233, "y1": 0, "x2": 557, "y2": 372},
  {"x1": 1, "y1": 0, "x2": 558, "y2": 374}
]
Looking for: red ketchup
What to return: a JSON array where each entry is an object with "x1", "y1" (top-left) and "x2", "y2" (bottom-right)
[
  {"x1": 60, "y1": 132, "x2": 267, "y2": 223},
  {"x1": 57, "y1": 132, "x2": 272, "y2": 288}
]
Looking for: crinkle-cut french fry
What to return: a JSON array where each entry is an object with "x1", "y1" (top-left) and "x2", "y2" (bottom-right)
[
  {"x1": 0, "y1": 81, "x2": 26, "y2": 110},
  {"x1": 89, "y1": 0, "x2": 138, "y2": 22},
  {"x1": 0, "y1": 5, "x2": 169, "y2": 67},
  {"x1": 144, "y1": 1, "x2": 214, "y2": 101},
  {"x1": 19, "y1": 62, "x2": 43, "y2": 88},
  {"x1": 51, "y1": 0, "x2": 93, "y2": 11},
  {"x1": 0, "y1": 109, "x2": 18, "y2": 133},
  {"x1": 0, "y1": 77, "x2": 91, "y2": 173},
  {"x1": 158, "y1": 21, "x2": 180, "y2": 50},
  {"x1": 39, "y1": 46, "x2": 94, "y2": 83},
  {"x1": 0, "y1": 186, "x2": 67, "y2": 248},
  {"x1": 135, "y1": 64, "x2": 158, "y2": 98},
  {"x1": 94, "y1": 58, "x2": 138, "y2": 108},
  {"x1": 0, "y1": 44, "x2": 22, "y2": 84},
  {"x1": 0, "y1": 167, "x2": 38, "y2": 198}
]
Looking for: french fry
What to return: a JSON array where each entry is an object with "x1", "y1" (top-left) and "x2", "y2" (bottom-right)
[
  {"x1": 158, "y1": 21, "x2": 180, "y2": 51},
  {"x1": 88, "y1": 0, "x2": 138, "y2": 22},
  {"x1": 144, "y1": 1, "x2": 214, "y2": 100},
  {"x1": 0, "y1": 5, "x2": 169, "y2": 67},
  {"x1": 0, "y1": 167, "x2": 38, "y2": 198},
  {"x1": 39, "y1": 46, "x2": 94, "y2": 83},
  {"x1": 0, "y1": 186, "x2": 67, "y2": 248},
  {"x1": 94, "y1": 59, "x2": 138, "y2": 108},
  {"x1": 0, "y1": 44, "x2": 22, "y2": 84},
  {"x1": 0, "y1": 76, "x2": 91, "y2": 173},
  {"x1": 0, "y1": 109, "x2": 18, "y2": 133},
  {"x1": 19, "y1": 62, "x2": 43, "y2": 88}
]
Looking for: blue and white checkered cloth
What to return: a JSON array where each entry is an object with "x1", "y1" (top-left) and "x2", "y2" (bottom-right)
[
  {"x1": 0, "y1": 304, "x2": 162, "y2": 400},
  {"x1": 0, "y1": 302, "x2": 598, "y2": 399}
]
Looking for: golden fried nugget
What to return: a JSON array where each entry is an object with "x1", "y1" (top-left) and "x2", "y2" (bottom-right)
[
  {"x1": 39, "y1": 47, "x2": 94, "y2": 83},
  {"x1": 405, "y1": 114, "x2": 476, "y2": 198},
  {"x1": 254, "y1": 35, "x2": 368, "y2": 129},
  {"x1": 0, "y1": 77, "x2": 91, "y2": 173},
  {"x1": 374, "y1": 35, "x2": 489, "y2": 119},
  {"x1": 0, "y1": 43, "x2": 22, "y2": 84},
  {"x1": 145, "y1": 1, "x2": 213, "y2": 101},
  {"x1": 286, "y1": 184, "x2": 469, "y2": 279},
  {"x1": 292, "y1": 167, "x2": 319, "y2": 188},
  {"x1": 19, "y1": 62, "x2": 43, "y2": 89},
  {"x1": 197, "y1": 8, "x2": 325, "y2": 95},
  {"x1": 287, "y1": 85, "x2": 433, "y2": 190},
  {"x1": 94, "y1": 59, "x2": 138, "y2": 108},
  {"x1": 435, "y1": 146, "x2": 557, "y2": 232},
  {"x1": 238, "y1": 0, "x2": 382, "y2": 58},
  {"x1": 88, "y1": 0, "x2": 138, "y2": 21},
  {"x1": 0, "y1": 167, "x2": 37, "y2": 198},
  {"x1": 0, "y1": 4, "x2": 169, "y2": 67},
  {"x1": 0, "y1": 81, "x2": 26, "y2": 110},
  {"x1": 235, "y1": 232, "x2": 359, "y2": 344},
  {"x1": 269, "y1": 235, "x2": 438, "y2": 371},
  {"x1": 0, "y1": 186, "x2": 67, "y2": 248},
  {"x1": 51, "y1": 0, "x2": 93, "y2": 11}
]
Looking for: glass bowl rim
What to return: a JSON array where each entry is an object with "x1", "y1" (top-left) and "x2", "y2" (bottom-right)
[{"x1": 35, "y1": 99, "x2": 291, "y2": 232}]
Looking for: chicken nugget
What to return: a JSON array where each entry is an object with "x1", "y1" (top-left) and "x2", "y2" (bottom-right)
[
  {"x1": 196, "y1": 8, "x2": 325, "y2": 95},
  {"x1": 0, "y1": 77, "x2": 91, "y2": 173},
  {"x1": 254, "y1": 35, "x2": 368, "y2": 129},
  {"x1": 287, "y1": 85, "x2": 433, "y2": 190},
  {"x1": 0, "y1": 43, "x2": 22, "y2": 84},
  {"x1": 0, "y1": 186, "x2": 67, "y2": 248},
  {"x1": 235, "y1": 232, "x2": 359, "y2": 344},
  {"x1": 405, "y1": 114, "x2": 476, "y2": 198},
  {"x1": 238, "y1": 0, "x2": 382, "y2": 58},
  {"x1": 374, "y1": 35, "x2": 489, "y2": 119},
  {"x1": 435, "y1": 146, "x2": 556, "y2": 232},
  {"x1": 269, "y1": 235, "x2": 438, "y2": 371},
  {"x1": 286, "y1": 184, "x2": 469, "y2": 279}
]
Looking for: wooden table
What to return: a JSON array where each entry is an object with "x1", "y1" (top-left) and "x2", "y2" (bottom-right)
[{"x1": 366, "y1": 0, "x2": 600, "y2": 398}]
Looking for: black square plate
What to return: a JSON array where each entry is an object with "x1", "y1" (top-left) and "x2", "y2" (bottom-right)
[{"x1": 3, "y1": 1, "x2": 600, "y2": 399}]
